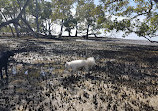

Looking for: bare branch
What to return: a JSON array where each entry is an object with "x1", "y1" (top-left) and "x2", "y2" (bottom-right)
[{"x1": 142, "y1": 36, "x2": 158, "y2": 43}]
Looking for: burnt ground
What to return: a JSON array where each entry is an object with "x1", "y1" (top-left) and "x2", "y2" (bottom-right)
[{"x1": 0, "y1": 36, "x2": 158, "y2": 111}]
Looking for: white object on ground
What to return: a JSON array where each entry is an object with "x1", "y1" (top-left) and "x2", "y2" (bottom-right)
[
  {"x1": 40, "y1": 67, "x2": 46, "y2": 77},
  {"x1": 24, "y1": 70, "x2": 28, "y2": 75},
  {"x1": 65, "y1": 57, "x2": 96, "y2": 73},
  {"x1": 12, "y1": 66, "x2": 17, "y2": 75}
]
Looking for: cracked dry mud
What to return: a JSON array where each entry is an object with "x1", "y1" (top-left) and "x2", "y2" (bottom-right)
[{"x1": 0, "y1": 37, "x2": 158, "y2": 111}]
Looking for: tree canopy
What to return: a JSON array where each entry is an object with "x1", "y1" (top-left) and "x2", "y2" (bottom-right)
[
  {"x1": 100, "y1": 0, "x2": 158, "y2": 42},
  {"x1": 0, "y1": 0, "x2": 157, "y2": 41}
]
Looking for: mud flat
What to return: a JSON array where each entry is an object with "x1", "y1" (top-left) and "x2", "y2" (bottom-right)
[{"x1": 0, "y1": 37, "x2": 158, "y2": 111}]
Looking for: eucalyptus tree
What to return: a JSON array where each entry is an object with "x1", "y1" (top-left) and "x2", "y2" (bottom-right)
[
  {"x1": 0, "y1": 0, "x2": 37, "y2": 37},
  {"x1": 0, "y1": 0, "x2": 20, "y2": 37},
  {"x1": 35, "y1": 0, "x2": 39, "y2": 34},
  {"x1": 0, "y1": 0, "x2": 32, "y2": 37},
  {"x1": 40, "y1": 1, "x2": 53, "y2": 36},
  {"x1": 27, "y1": 0, "x2": 42, "y2": 36},
  {"x1": 63, "y1": 14, "x2": 77, "y2": 36},
  {"x1": 76, "y1": 0, "x2": 104, "y2": 39},
  {"x1": 0, "y1": 0, "x2": 15, "y2": 37},
  {"x1": 100, "y1": 0, "x2": 158, "y2": 42},
  {"x1": 76, "y1": 0, "x2": 94, "y2": 39},
  {"x1": 51, "y1": 0, "x2": 76, "y2": 38}
]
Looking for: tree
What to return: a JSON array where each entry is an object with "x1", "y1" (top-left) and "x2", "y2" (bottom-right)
[
  {"x1": 0, "y1": 0, "x2": 39, "y2": 37},
  {"x1": 0, "y1": 10, "x2": 15, "y2": 37},
  {"x1": 35, "y1": 0, "x2": 39, "y2": 35},
  {"x1": 100, "y1": 0, "x2": 158, "y2": 42},
  {"x1": 27, "y1": 0, "x2": 41, "y2": 36},
  {"x1": 51, "y1": 0, "x2": 75, "y2": 38},
  {"x1": 63, "y1": 15, "x2": 77, "y2": 36},
  {"x1": 0, "y1": 0, "x2": 29, "y2": 29},
  {"x1": 0, "y1": 0, "x2": 20, "y2": 37},
  {"x1": 40, "y1": 1, "x2": 53, "y2": 36},
  {"x1": 76, "y1": 0, "x2": 104, "y2": 39}
]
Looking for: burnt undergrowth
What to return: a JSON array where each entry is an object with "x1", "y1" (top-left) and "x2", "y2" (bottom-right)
[{"x1": 0, "y1": 37, "x2": 158, "y2": 110}]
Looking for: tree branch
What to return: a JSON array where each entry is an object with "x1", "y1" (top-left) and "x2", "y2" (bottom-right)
[
  {"x1": 0, "y1": 0, "x2": 30, "y2": 29},
  {"x1": 130, "y1": 13, "x2": 147, "y2": 20},
  {"x1": 21, "y1": 17, "x2": 38, "y2": 37},
  {"x1": 142, "y1": 36, "x2": 158, "y2": 43},
  {"x1": 126, "y1": 27, "x2": 158, "y2": 43},
  {"x1": 17, "y1": 0, "x2": 30, "y2": 19},
  {"x1": 0, "y1": 11, "x2": 15, "y2": 37},
  {"x1": 130, "y1": 0, "x2": 154, "y2": 20},
  {"x1": 0, "y1": 19, "x2": 19, "y2": 29},
  {"x1": 104, "y1": 0, "x2": 119, "y2": 6}
]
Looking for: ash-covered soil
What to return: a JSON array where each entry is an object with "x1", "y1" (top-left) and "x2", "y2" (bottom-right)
[{"x1": 0, "y1": 37, "x2": 158, "y2": 111}]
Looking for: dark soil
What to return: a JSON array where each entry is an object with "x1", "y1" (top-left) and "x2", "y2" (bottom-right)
[{"x1": 0, "y1": 37, "x2": 158, "y2": 111}]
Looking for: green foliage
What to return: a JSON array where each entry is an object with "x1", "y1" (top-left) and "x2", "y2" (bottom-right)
[
  {"x1": 150, "y1": 14, "x2": 158, "y2": 30},
  {"x1": 63, "y1": 15, "x2": 76, "y2": 34},
  {"x1": 136, "y1": 22, "x2": 149, "y2": 36},
  {"x1": 0, "y1": 0, "x2": 157, "y2": 40},
  {"x1": 51, "y1": 0, "x2": 75, "y2": 21},
  {"x1": 40, "y1": 1, "x2": 52, "y2": 20},
  {"x1": 76, "y1": 0, "x2": 105, "y2": 36},
  {"x1": 113, "y1": 19, "x2": 131, "y2": 32},
  {"x1": 100, "y1": 0, "x2": 158, "y2": 40}
]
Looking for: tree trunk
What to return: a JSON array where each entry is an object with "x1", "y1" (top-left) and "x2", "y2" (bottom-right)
[
  {"x1": 75, "y1": 25, "x2": 78, "y2": 37},
  {"x1": 86, "y1": 24, "x2": 90, "y2": 39},
  {"x1": 14, "y1": 24, "x2": 20, "y2": 37},
  {"x1": 0, "y1": 0, "x2": 30, "y2": 29},
  {"x1": 59, "y1": 19, "x2": 64, "y2": 38},
  {"x1": 36, "y1": 0, "x2": 39, "y2": 37},
  {"x1": 48, "y1": 21, "x2": 51, "y2": 35},
  {"x1": 68, "y1": 30, "x2": 71, "y2": 37},
  {"x1": 9, "y1": 25, "x2": 15, "y2": 37},
  {"x1": 17, "y1": 0, "x2": 30, "y2": 19},
  {"x1": 23, "y1": 7, "x2": 26, "y2": 20},
  {"x1": 0, "y1": 0, "x2": 38, "y2": 37},
  {"x1": 0, "y1": 19, "x2": 18, "y2": 29},
  {"x1": 0, "y1": 11, "x2": 15, "y2": 37},
  {"x1": 21, "y1": 17, "x2": 37, "y2": 37}
]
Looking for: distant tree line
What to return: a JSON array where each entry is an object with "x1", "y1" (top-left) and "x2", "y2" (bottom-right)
[{"x1": 0, "y1": 0, "x2": 157, "y2": 42}]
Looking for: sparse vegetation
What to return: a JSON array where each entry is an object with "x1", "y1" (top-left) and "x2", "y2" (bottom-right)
[
  {"x1": 0, "y1": 0, "x2": 157, "y2": 110},
  {"x1": 0, "y1": 37, "x2": 158, "y2": 111}
]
